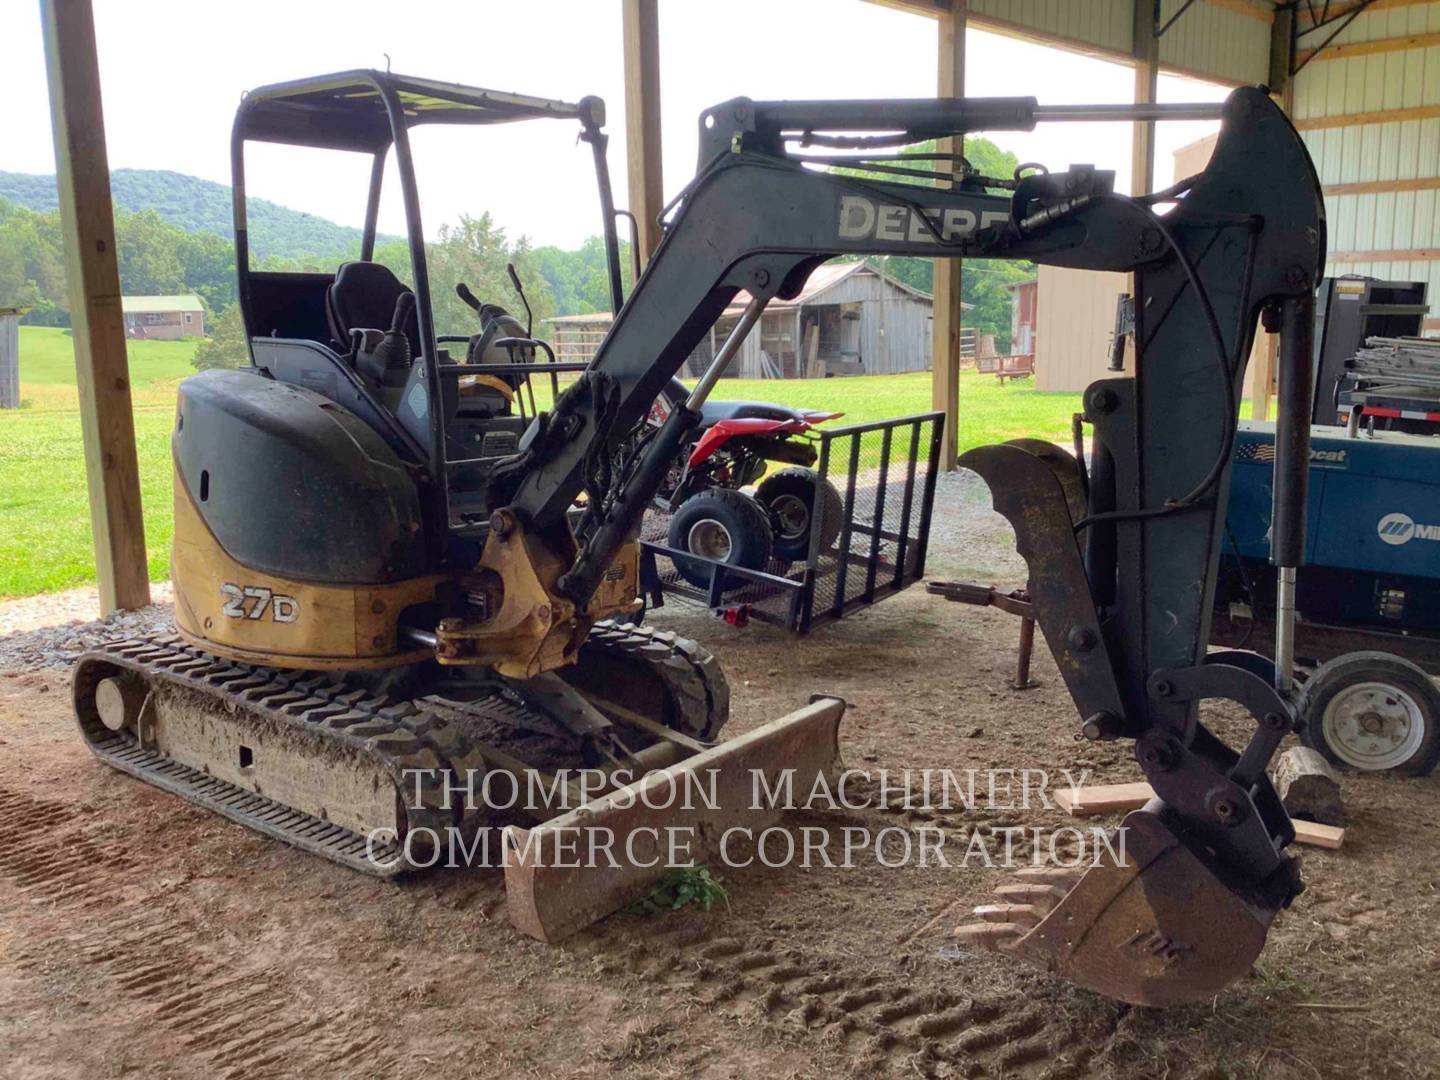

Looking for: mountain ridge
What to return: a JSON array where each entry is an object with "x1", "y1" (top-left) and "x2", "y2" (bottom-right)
[{"x1": 0, "y1": 167, "x2": 386, "y2": 261}]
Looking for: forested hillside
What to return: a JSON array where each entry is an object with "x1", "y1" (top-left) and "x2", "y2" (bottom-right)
[
  {"x1": 0, "y1": 169, "x2": 376, "y2": 262},
  {"x1": 0, "y1": 148, "x2": 1026, "y2": 355}
]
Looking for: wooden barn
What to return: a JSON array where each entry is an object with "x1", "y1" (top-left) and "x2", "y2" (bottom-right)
[{"x1": 548, "y1": 261, "x2": 947, "y2": 379}]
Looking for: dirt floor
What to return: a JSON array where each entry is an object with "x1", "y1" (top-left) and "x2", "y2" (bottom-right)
[{"x1": 3, "y1": 520, "x2": 1440, "y2": 1077}]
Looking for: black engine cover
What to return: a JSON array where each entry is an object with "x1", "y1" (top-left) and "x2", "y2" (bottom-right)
[{"x1": 174, "y1": 369, "x2": 426, "y2": 584}]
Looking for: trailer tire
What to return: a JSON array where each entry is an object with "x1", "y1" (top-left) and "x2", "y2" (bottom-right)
[
  {"x1": 1299, "y1": 651, "x2": 1440, "y2": 776},
  {"x1": 667, "y1": 489, "x2": 773, "y2": 593},
  {"x1": 755, "y1": 467, "x2": 844, "y2": 562}
]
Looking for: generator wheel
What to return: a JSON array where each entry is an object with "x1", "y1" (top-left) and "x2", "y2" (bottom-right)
[
  {"x1": 1299, "y1": 651, "x2": 1440, "y2": 776},
  {"x1": 666, "y1": 488, "x2": 773, "y2": 592},
  {"x1": 755, "y1": 467, "x2": 844, "y2": 562}
]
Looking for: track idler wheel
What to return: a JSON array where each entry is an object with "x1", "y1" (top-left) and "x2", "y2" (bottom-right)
[{"x1": 954, "y1": 807, "x2": 1283, "y2": 1007}]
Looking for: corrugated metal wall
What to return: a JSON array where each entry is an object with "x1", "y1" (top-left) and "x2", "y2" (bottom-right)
[
  {"x1": 966, "y1": 0, "x2": 1133, "y2": 56},
  {"x1": 1293, "y1": 0, "x2": 1440, "y2": 322},
  {"x1": 1158, "y1": 0, "x2": 1274, "y2": 85},
  {"x1": 959, "y1": 0, "x2": 1273, "y2": 85}
]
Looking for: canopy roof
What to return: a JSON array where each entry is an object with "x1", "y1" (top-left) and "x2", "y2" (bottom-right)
[{"x1": 236, "y1": 70, "x2": 595, "y2": 152}]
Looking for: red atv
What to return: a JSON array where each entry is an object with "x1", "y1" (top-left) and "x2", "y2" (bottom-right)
[{"x1": 649, "y1": 379, "x2": 846, "y2": 589}]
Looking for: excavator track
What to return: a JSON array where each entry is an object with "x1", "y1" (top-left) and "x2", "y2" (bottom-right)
[
  {"x1": 71, "y1": 622, "x2": 728, "y2": 879},
  {"x1": 565, "y1": 621, "x2": 730, "y2": 741},
  {"x1": 73, "y1": 635, "x2": 483, "y2": 877}
]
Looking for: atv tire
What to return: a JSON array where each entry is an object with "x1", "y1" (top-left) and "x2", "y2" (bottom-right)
[
  {"x1": 756, "y1": 467, "x2": 844, "y2": 562},
  {"x1": 666, "y1": 488, "x2": 774, "y2": 593},
  {"x1": 1299, "y1": 651, "x2": 1440, "y2": 776}
]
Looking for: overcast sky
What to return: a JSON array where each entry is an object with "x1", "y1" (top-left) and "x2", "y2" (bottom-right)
[{"x1": 3, "y1": 0, "x2": 1229, "y2": 248}]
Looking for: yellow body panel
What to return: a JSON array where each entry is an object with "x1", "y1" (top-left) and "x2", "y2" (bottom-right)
[{"x1": 171, "y1": 471, "x2": 443, "y2": 669}]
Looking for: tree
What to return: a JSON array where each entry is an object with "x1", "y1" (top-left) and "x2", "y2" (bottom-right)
[
  {"x1": 831, "y1": 136, "x2": 1035, "y2": 352},
  {"x1": 191, "y1": 304, "x2": 249, "y2": 370}
]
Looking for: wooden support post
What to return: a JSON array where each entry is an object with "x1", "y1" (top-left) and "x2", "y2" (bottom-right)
[
  {"x1": 1248, "y1": 43, "x2": 1293, "y2": 424},
  {"x1": 0, "y1": 308, "x2": 23, "y2": 409},
  {"x1": 932, "y1": 0, "x2": 966, "y2": 472},
  {"x1": 40, "y1": 0, "x2": 150, "y2": 614},
  {"x1": 622, "y1": 0, "x2": 664, "y2": 267},
  {"x1": 1249, "y1": 332, "x2": 1277, "y2": 420},
  {"x1": 1131, "y1": 0, "x2": 1158, "y2": 198}
]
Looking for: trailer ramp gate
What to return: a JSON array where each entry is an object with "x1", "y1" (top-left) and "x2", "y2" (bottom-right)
[{"x1": 640, "y1": 412, "x2": 944, "y2": 633}]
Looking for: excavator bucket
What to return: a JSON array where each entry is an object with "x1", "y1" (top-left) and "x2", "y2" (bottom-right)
[
  {"x1": 505, "y1": 696, "x2": 844, "y2": 942},
  {"x1": 956, "y1": 805, "x2": 1279, "y2": 1007}
]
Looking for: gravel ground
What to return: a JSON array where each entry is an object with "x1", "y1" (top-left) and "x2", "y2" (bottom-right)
[
  {"x1": 0, "y1": 582, "x2": 175, "y2": 674},
  {"x1": 0, "y1": 468, "x2": 1024, "y2": 674}
]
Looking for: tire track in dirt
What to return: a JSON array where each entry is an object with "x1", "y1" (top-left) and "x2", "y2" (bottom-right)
[
  {"x1": 563, "y1": 918, "x2": 1094, "y2": 1078},
  {"x1": 0, "y1": 785, "x2": 400, "y2": 1079}
]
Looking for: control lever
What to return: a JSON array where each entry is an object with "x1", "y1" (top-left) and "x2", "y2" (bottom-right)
[
  {"x1": 456, "y1": 281, "x2": 483, "y2": 313},
  {"x1": 507, "y1": 263, "x2": 535, "y2": 338}
]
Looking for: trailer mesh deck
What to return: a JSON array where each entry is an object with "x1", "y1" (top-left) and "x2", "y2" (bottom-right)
[{"x1": 640, "y1": 412, "x2": 943, "y2": 633}]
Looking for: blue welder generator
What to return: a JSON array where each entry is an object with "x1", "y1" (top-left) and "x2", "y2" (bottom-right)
[{"x1": 1213, "y1": 285, "x2": 1440, "y2": 776}]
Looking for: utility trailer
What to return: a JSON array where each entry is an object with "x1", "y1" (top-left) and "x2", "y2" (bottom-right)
[{"x1": 639, "y1": 411, "x2": 943, "y2": 632}]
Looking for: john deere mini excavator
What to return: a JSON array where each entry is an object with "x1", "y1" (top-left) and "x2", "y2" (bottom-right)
[{"x1": 74, "y1": 71, "x2": 1325, "y2": 1008}]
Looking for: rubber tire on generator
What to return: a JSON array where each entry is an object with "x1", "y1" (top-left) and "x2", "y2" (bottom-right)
[
  {"x1": 755, "y1": 467, "x2": 845, "y2": 562},
  {"x1": 1298, "y1": 651, "x2": 1440, "y2": 776},
  {"x1": 666, "y1": 488, "x2": 774, "y2": 593}
]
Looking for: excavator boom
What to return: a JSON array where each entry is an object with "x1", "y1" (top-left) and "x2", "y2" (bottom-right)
[{"x1": 499, "y1": 86, "x2": 1324, "y2": 1004}]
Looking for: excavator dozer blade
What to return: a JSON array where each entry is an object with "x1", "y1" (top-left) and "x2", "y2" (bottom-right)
[
  {"x1": 956, "y1": 804, "x2": 1279, "y2": 1007},
  {"x1": 505, "y1": 696, "x2": 845, "y2": 942}
]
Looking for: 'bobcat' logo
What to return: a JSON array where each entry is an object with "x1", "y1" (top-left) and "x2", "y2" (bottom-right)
[{"x1": 221, "y1": 584, "x2": 298, "y2": 623}]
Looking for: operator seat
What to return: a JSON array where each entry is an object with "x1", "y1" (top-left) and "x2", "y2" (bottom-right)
[{"x1": 325, "y1": 261, "x2": 420, "y2": 357}]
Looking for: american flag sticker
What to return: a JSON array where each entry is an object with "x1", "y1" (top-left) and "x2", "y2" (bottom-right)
[{"x1": 1235, "y1": 441, "x2": 1276, "y2": 464}]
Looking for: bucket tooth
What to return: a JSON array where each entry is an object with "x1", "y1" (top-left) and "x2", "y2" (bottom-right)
[{"x1": 953, "y1": 807, "x2": 1285, "y2": 1007}]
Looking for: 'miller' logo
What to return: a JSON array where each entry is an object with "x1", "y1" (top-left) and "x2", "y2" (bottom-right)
[
  {"x1": 1377, "y1": 512, "x2": 1440, "y2": 546},
  {"x1": 838, "y1": 195, "x2": 1009, "y2": 243}
]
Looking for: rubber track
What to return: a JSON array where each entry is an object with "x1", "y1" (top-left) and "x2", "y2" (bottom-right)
[
  {"x1": 580, "y1": 619, "x2": 730, "y2": 741},
  {"x1": 72, "y1": 634, "x2": 483, "y2": 877}
]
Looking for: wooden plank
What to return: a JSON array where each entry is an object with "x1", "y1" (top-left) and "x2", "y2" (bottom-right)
[
  {"x1": 621, "y1": 0, "x2": 663, "y2": 266},
  {"x1": 1297, "y1": 30, "x2": 1440, "y2": 65},
  {"x1": 1132, "y1": 0, "x2": 1159, "y2": 197},
  {"x1": 1329, "y1": 247, "x2": 1440, "y2": 261},
  {"x1": 1056, "y1": 782, "x2": 1346, "y2": 848},
  {"x1": 1294, "y1": 820, "x2": 1346, "y2": 850},
  {"x1": 1324, "y1": 177, "x2": 1440, "y2": 195},
  {"x1": 931, "y1": 0, "x2": 966, "y2": 472},
  {"x1": 1297, "y1": 0, "x2": 1435, "y2": 27},
  {"x1": 1296, "y1": 103, "x2": 1440, "y2": 130},
  {"x1": 1249, "y1": 330, "x2": 1277, "y2": 420},
  {"x1": 1054, "y1": 781, "x2": 1153, "y2": 815},
  {"x1": 1204, "y1": 0, "x2": 1274, "y2": 24},
  {"x1": 40, "y1": 0, "x2": 150, "y2": 615}
]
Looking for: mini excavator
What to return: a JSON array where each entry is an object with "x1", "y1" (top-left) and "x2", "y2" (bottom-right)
[{"x1": 73, "y1": 71, "x2": 1324, "y2": 1007}]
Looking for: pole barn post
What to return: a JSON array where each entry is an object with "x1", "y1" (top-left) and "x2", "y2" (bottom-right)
[
  {"x1": 40, "y1": 0, "x2": 151, "y2": 614},
  {"x1": 622, "y1": 0, "x2": 664, "y2": 267},
  {"x1": 931, "y1": 0, "x2": 966, "y2": 471},
  {"x1": 0, "y1": 308, "x2": 24, "y2": 409}
]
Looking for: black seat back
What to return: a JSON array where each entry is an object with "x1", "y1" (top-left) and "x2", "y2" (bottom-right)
[{"x1": 326, "y1": 261, "x2": 420, "y2": 356}]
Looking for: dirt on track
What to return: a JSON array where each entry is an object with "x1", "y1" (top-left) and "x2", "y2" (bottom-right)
[{"x1": 3, "y1": 585, "x2": 1440, "y2": 1079}]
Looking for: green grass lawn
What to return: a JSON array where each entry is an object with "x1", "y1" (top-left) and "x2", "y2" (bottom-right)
[
  {"x1": 1, "y1": 328, "x2": 191, "y2": 598},
  {"x1": 0, "y1": 328, "x2": 1083, "y2": 600}
]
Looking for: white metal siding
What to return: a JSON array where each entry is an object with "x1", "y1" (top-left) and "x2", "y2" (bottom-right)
[
  {"x1": 1295, "y1": 1, "x2": 1440, "y2": 320},
  {"x1": 967, "y1": 0, "x2": 1133, "y2": 57},
  {"x1": 1033, "y1": 264, "x2": 1129, "y2": 393},
  {"x1": 1158, "y1": 0, "x2": 1273, "y2": 86}
]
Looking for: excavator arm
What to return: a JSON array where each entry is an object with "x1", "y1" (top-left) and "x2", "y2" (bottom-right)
[{"x1": 488, "y1": 86, "x2": 1324, "y2": 1004}]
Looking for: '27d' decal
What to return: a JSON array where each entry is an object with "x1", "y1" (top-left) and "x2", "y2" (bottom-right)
[{"x1": 221, "y1": 584, "x2": 298, "y2": 623}]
